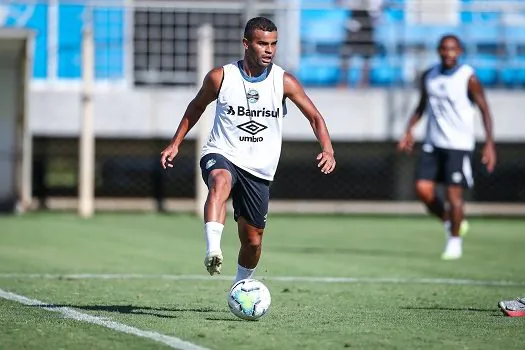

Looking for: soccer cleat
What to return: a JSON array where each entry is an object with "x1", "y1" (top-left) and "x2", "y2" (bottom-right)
[
  {"x1": 498, "y1": 298, "x2": 525, "y2": 317},
  {"x1": 459, "y1": 220, "x2": 469, "y2": 237},
  {"x1": 441, "y1": 238, "x2": 462, "y2": 260},
  {"x1": 204, "y1": 250, "x2": 223, "y2": 276},
  {"x1": 444, "y1": 220, "x2": 470, "y2": 238}
]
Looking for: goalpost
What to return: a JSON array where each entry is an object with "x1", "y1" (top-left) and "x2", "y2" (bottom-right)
[{"x1": 0, "y1": 28, "x2": 33, "y2": 214}]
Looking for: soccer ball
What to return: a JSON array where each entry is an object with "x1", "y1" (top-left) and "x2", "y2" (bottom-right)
[{"x1": 227, "y1": 279, "x2": 271, "y2": 321}]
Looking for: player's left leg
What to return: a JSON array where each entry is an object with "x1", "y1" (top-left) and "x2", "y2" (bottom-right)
[{"x1": 441, "y1": 150, "x2": 474, "y2": 260}]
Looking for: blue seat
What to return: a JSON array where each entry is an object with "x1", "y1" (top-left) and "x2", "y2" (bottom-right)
[
  {"x1": 501, "y1": 56, "x2": 525, "y2": 86},
  {"x1": 301, "y1": 9, "x2": 347, "y2": 45},
  {"x1": 402, "y1": 24, "x2": 460, "y2": 48},
  {"x1": 297, "y1": 55, "x2": 340, "y2": 86},
  {"x1": 370, "y1": 56, "x2": 403, "y2": 86},
  {"x1": 470, "y1": 54, "x2": 499, "y2": 85}
]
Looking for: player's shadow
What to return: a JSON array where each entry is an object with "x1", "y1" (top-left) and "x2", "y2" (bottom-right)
[
  {"x1": 402, "y1": 306, "x2": 495, "y2": 313},
  {"x1": 205, "y1": 316, "x2": 244, "y2": 322},
  {"x1": 36, "y1": 304, "x2": 227, "y2": 319}
]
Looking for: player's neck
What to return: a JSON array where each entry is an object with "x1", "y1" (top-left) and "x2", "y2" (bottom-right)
[
  {"x1": 241, "y1": 59, "x2": 266, "y2": 78},
  {"x1": 440, "y1": 63, "x2": 461, "y2": 75}
]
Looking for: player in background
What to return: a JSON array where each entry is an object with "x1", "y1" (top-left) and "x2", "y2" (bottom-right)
[
  {"x1": 160, "y1": 17, "x2": 336, "y2": 283},
  {"x1": 397, "y1": 34, "x2": 496, "y2": 260}
]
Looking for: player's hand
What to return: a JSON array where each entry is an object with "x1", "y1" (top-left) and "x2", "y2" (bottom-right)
[
  {"x1": 316, "y1": 151, "x2": 336, "y2": 174},
  {"x1": 481, "y1": 141, "x2": 496, "y2": 173},
  {"x1": 160, "y1": 144, "x2": 179, "y2": 169},
  {"x1": 397, "y1": 132, "x2": 414, "y2": 154}
]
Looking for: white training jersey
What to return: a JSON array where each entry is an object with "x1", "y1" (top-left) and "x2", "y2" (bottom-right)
[
  {"x1": 201, "y1": 61, "x2": 286, "y2": 181},
  {"x1": 424, "y1": 64, "x2": 477, "y2": 151}
]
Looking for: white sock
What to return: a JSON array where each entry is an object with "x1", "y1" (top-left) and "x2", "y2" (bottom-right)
[
  {"x1": 204, "y1": 222, "x2": 224, "y2": 255},
  {"x1": 444, "y1": 220, "x2": 451, "y2": 236},
  {"x1": 234, "y1": 264, "x2": 256, "y2": 283}
]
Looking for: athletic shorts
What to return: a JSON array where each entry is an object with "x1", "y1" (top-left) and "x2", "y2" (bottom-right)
[
  {"x1": 415, "y1": 144, "x2": 474, "y2": 189},
  {"x1": 200, "y1": 153, "x2": 270, "y2": 229}
]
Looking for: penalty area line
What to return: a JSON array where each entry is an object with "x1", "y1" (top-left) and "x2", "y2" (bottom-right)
[
  {"x1": 0, "y1": 289, "x2": 209, "y2": 350},
  {"x1": 0, "y1": 273, "x2": 524, "y2": 287}
]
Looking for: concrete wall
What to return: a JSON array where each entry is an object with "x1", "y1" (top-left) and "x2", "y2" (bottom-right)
[{"x1": 29, "y1": 85, "x2": 525, "y2": 142}]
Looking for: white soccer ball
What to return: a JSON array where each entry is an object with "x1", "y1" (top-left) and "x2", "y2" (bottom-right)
[{"x1": 228, "y1": 279, "x2": 271, "y2": 321}]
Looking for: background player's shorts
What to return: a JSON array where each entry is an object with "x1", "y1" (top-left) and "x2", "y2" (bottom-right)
[
  {"x1": 200, "y1": 153, "x2": 270, "y2": 229},
  {"x1": 415, "y1": 145, "x2": 474, "y2": 188},
  {"x1": 341, "y1": 10, "x2": 376, "y2": 59}
]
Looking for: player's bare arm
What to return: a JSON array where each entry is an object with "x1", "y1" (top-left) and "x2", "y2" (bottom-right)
[
  {"x1": 160, "y1": 68, "x2": 223, "y2": 169},
  {"x1": 468, "y1": 74, "x2": 497, "y2": 173},
  {"x1": 398, "y1": 70, "x2": 429, "y2": 154},
  {"x1": 283, "y1": 72, "x2": 336, "y2": 174}
]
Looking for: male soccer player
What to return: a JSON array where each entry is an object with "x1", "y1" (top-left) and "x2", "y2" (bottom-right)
[
  {"x1": 499, "y1": 297, "x2": 525, "y2": 317},
  {"x1": 160, "y1": 17, "x2": 336, "y2": 283},
  {"x1": 397, "y1": 34, "x2": 496, "y2": 260}
]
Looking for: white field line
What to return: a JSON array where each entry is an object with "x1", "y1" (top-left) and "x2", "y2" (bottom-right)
[
  {"x1": 0, "y1": 289, "x2": 209, "y2": 350},
  {"x1": 0, "y1": 273, "x2": 524, "y2": 287}
]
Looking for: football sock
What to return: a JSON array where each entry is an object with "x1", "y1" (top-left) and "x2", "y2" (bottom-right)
[
  {"x1": 234, "y1": 264, "x2": 256, "y2": 283},
  {"x1": 444, "y1": 220, "x2": 451, "y2": 236},
  {"x1": 204, "y1": 222, "x2": 224, "y2": 255}
]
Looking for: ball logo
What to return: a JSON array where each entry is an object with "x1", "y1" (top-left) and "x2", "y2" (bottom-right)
[{"x1": 246, "y1": 89, "x2": 259, "y2": 104}]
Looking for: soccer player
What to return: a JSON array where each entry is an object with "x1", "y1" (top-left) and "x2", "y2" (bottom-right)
[
  {"x1": 397, "y1": 34, "x2": 496, "y2": 260},
  {"x1": 499, "y1": 297, "x2": 525, "y2": 317},
  {"x1": 160, "y1": 17, "x2": 336, "y2": 283}
]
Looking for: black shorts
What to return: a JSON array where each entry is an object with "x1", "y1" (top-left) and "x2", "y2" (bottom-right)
[
  {"x1": 200, "y1": 153, "x2": 270, "y2": 229},
  {"x1": 416, "y1": 145, "x2": 474, "y2": 189}
]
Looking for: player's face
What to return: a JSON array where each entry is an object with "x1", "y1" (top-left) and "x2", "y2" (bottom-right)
[
  {"x1": 438, "y1": 38, "x2": 462, "y2": 68},
  {"x1": 243, "y1": 29, "x2": 278, "y2": 68}
]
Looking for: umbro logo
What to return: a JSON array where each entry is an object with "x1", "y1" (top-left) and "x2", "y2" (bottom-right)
[{"x1": 237, "y1": 121, "x2": 267, "y2": 135}]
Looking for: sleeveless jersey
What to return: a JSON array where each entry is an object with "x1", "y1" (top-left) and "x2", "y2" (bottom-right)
[
  {"x1": 201, "y1": 61, "x2": 285, "y2": 181},
  {"x1": 424, "y1": 64, "x2": 476, "y2": 151}
]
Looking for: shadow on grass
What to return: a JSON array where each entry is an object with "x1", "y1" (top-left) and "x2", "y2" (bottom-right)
[
  {"x1": 205, "y1": 316, "x2": 244, "y2": 322},
  {"x1": 402, "y1": 306, "x2": 495, "y2": 313},
  {"x1": 35, "y1": 304, "x2": 228, "y2": 319}
]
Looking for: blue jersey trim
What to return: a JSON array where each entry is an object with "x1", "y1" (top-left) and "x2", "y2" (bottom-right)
[
  {"x1": 237, "y1": 60, "x2": 271, "y2": 82},
  {"x1": 440, "y1": 63, "x2": 463, "y2": 76}
]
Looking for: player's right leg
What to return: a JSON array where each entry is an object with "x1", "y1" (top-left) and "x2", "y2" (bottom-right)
[
  {"x1": 200, "y1": 153, "x2": 236, "y2": 276},
  {"x1": 415, "y1": 145, "x2": 449, "y2": 224},
  {"x1": 415, "y1": 180, "x2": 448, "y2": 222}
]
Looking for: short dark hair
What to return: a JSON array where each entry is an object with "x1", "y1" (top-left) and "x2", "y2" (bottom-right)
[
  {"x1": 438, "y1": 34, "x2": 463, "y2": 49},
  {"x1": 244, "y1": 17, "x2": 277, "y2": 40}
]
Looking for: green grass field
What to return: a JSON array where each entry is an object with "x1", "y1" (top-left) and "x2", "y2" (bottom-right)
[{"x1": 1, "y1": 212, "x2": 524, "y2": 349}]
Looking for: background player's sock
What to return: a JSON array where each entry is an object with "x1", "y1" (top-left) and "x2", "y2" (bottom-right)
[
  {"x1": 444, "y1": 220, "x2": 451, "y2": 236},
  {"x1": 234, "y1": 264, "x2": 256, "y2": 283},
  {"x1": 204, "y1": 222, "x2": 224, "y2": 254}
]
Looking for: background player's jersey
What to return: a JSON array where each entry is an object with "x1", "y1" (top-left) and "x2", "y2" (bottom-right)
[
  {"x1": 201, "y1": 61, "x2": 285, "y2": 181},
  {"x1": 424, "y1": 64, "x2": 476, "y2": 151}
]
